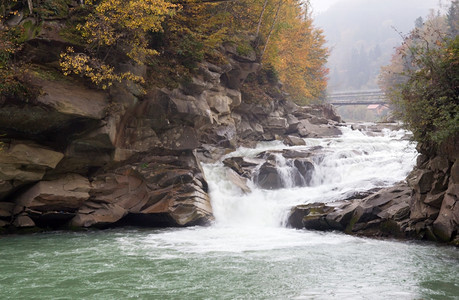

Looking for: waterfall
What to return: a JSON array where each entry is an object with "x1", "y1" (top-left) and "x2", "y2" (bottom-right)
[{"x1": 202, "y1": 125, "x2": 418, "y2": 228}]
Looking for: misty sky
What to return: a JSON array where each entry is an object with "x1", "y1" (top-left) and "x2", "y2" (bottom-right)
[
  {"x1": 308, "y1": 0, "x2": 453, "y2": 92},
  {"x1": 309, "y1": 0, "x2": 450, "y2": 15},
  {"x1": 309, "y1": 0, "x2": 341, "y2": 14}
]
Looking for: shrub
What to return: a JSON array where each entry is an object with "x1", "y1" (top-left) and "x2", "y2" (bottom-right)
[{"x1": 381, "y1": 30, "x2": 458, "y2": 147}]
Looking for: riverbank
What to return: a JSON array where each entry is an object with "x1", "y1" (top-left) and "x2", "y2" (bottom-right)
[{"x1": 287, "y1": 127, "x2": 458, "y2": 246}]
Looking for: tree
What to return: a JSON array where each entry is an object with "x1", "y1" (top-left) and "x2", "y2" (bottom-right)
[
  {"x1": 415, "y1": 16, "x2": 424, "y2": 29},
  {"x1": 447, "y1": 0, "x2": 459, "y2": 37},
  {"x1": 379, "y1": 13, "x2": 458, "y2": 147},
  {"x1": 60, "y1": 0, "x2": 177, "y2": 89},
  {"x1": 262, "y1": 0, "x2": 329, "y2": 103}
]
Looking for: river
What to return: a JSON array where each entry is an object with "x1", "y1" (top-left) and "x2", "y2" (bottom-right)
[{"x1": 1, "y1": 125, "x2": 458, "y2": 299}]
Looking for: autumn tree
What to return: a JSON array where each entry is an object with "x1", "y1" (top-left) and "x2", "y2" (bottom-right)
[
  {"x1": 0, "y1": 2, "x2": 40, "y2": 102},
  {"x1": 262, "y1": 0, "x2": 328, "y2": 104},
  {"x1": 60, "y1": 0, "x2": 177, "y2": 89},
  {"x1": 379, "y1": 11, "x2": 458, "y2": 146}
]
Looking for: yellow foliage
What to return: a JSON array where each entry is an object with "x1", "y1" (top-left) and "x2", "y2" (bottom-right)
[
  {"x1": 262, "y1": 1, "x2": 329, "y2": 103},
  {"x1": 57, "y1": 0, "x2": 328, "y2": 99},
  {"x1": 60, "y1": 0, "x2": 176, "y2": 89},
  {"x1": 60, "y1": 47, "x2": 145, "y2": 90},
  {"x1": 80, "y1": 0, "x2": 176, "y2": 63}
]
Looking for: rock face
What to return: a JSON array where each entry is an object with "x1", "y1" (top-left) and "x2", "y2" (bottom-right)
[
  {"x1": 407, "y1": 141, "x2": 459, "y2": 243},
  {"x1": 288, "y1": 138, "x2": 459, "y2": 245},
  {"x1": 0, "y1": 27, "x2": 342, "y2": 232},
  {"x1": 233, "y1": 101, "x2": 341, "y2": 146},
  {"x1": 288, "y1": 184, "x2": 414, "y2": 237},
  {"x1": 71, "y1": 150, "x2": 212, "y2": 228}
]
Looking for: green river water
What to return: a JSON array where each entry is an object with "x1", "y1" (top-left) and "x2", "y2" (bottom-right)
[
  {"x1": 1, "y1": 128, "x2": 458, "y2": 299},
  {"x1": 0, "y1": 227, "x2": 458, "y2": 299}
]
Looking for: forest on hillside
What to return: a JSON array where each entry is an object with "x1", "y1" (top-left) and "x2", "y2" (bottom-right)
[
  {"x1": 1, "y1": 0, "x2": 329, "y2": 104},
  {"x1": 315, "y1": 0, "x2": 446, "y2": 92}
]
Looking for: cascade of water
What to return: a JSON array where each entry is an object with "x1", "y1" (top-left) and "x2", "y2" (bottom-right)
[
  {"x1": 272, "y1": 153, "x2": 295, "y2": 188},
  {"x1": 203, "y1": 125, "x2": 418, "y2": 228}
]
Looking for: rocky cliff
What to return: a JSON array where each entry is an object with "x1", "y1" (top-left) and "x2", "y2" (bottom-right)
[{"x1": 0, "y1": 26, "x2": 342, "y2": 232}]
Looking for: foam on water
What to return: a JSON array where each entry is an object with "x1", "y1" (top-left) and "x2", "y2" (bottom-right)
[
  {"x1": 3, "y1": 125, "x2": 456, "y2": 300},
  {"x1": 203, "y1": 125, "x2": 418, "y2": 228}
]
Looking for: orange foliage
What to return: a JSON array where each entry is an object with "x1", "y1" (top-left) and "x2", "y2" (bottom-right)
[{"x1": 263, "y1": 1, "x2": 329, "y2": 103}]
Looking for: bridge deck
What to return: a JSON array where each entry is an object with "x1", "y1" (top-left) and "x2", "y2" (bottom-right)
[{"x1": 326, "y1": 90, "x2": 388, "y2": 106}]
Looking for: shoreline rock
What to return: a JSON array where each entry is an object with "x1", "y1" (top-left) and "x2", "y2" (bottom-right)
[{"x1": 0, "y1": 29, "x2": 343, "y2": 233}]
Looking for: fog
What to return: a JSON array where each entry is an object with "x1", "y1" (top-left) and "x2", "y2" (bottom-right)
[{"x1": 309, "y1": 0, "x2": 451, "y2": 92}]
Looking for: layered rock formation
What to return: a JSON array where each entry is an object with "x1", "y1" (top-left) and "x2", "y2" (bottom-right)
[
  {"x1": 408, "y1": 140, "x2": 459, "y2": 243},
  {"x1": 287, "y1": 139, "x2": 459, "y2": 245},
  {"x1": 0, "y1": 25, "x2": 342, "y2": 232}
]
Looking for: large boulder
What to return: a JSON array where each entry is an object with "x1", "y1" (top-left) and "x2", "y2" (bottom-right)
[
  {"x1": 433, "y1": 184, "x2": 459, "y2": 242},
  {"x1": 0, "y1": 142, "x2": 64, "y2": 184},
  {"x1": 254, "y1": 162, "x2": 283, "y2": 190},
  {"x1": 291, "y1": 119, "x2": 342, "y2": 138},
  {"x1": 226, "y1": 169, "x2": 251, "y2": 194},
  {"x1": 13, "y1": 173, "x2": 90, "y2": 215},
  {"x1": 284, "y1": 135, "x2": 306, "y2": 146},
  {"x1": 288, "y1": 184, "x2": 414, "y2": 238},
  {"x1": 0, "y1": 79, "x2": 108, "y2": 138},
  {"x1": 71, "y1": 150, "x2": 213, "y2": 228}
]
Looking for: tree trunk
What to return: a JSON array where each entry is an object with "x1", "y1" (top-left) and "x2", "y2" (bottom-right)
[
  {"x1": 256, "y1": 0, "x2": 269, "y2": 37},
  {"x1": 261, "y1": 0, "x2": 283, "y2": 60},
  {"x1": 27, "y1": 0, "x2": 33, "y2": 14}
]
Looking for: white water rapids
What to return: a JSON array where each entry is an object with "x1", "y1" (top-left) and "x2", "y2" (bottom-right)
[
  {"x1": 2, "y1": 124, "x2": 458, "y2": 299},
  {"x1": 204, "y1": 125, "x2": 418, "y2": 228}
]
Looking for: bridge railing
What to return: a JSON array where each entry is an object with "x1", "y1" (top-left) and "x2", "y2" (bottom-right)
[{"x1": 326, "y1": 90, "x2": 388, "y2": 105}]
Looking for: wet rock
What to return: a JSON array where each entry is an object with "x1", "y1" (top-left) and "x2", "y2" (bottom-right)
[
  {"x1": 284, "y1": 135, "x2": 306, "y2": 146},
  {"x1": 0, "y1": 202, "x2": 14, "y2": 218},
  {"x1": 226, "y1": 169, "x2": 251, "y2": 194},
  {"x1": 451, "y1": 160, "x2": 459, "y2": 184},
  {"x1": 71, "y1": 151, "x2": 213, "y2": 228},
  {"x1": 13, "y1": 214, "x2": 35, "y2": 228},
  {"x1": 255, "y1": 162, "x2": 282, "y2": 190},
  {"x1": 160, "y1": 126, "x2": 200, "y2": 151},
  {"x1": 287, "y1": 184, "x2": 414, "y2": 238},
  {"x1": 414, "y1": 170, "x2": 435, "y2": 194},
  {"x1": 293, "y1": 159, "x2": 314, "y2": 186},
  {"x1": 300, "y1": 203, "x2": 335, "y2": 230},
  {"x1": 433, "y1": 188, "x2": 459, "y2": 242},
  {"x1": 13, "y1": 173, "x2": 90, "y2": 215},
  {"x1": 281, "y1": 149, "x2": 316, "y2": 159},
  {"x1": 0, "y1": 31, "x2": 349, "y2": 233},
  {"x1": 0, "y1": 180, "x2": 14, "y2": 200},
  {"x1": 429, "y1": 156, "x2": 450, "y2": 173},
  {"x1": 0, "y1": 142, "x2": 64, "y2": 182},
  {"x1": 71, "y1": 202, "x2": 127, "y2": 228},
  {"x1": 222, "y1": 156, "x2": 261, "y2": 178},
  {"x1": 292, "y1": 119, "x2": 341, "y2": 138},
  {"x1": 195, "y1": 144, "x2": 231, "y2": 164}
]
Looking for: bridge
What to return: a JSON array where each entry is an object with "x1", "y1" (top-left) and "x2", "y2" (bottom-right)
[{"x1": 326, "y1": 90, "x2": 388, "y2": 106}]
